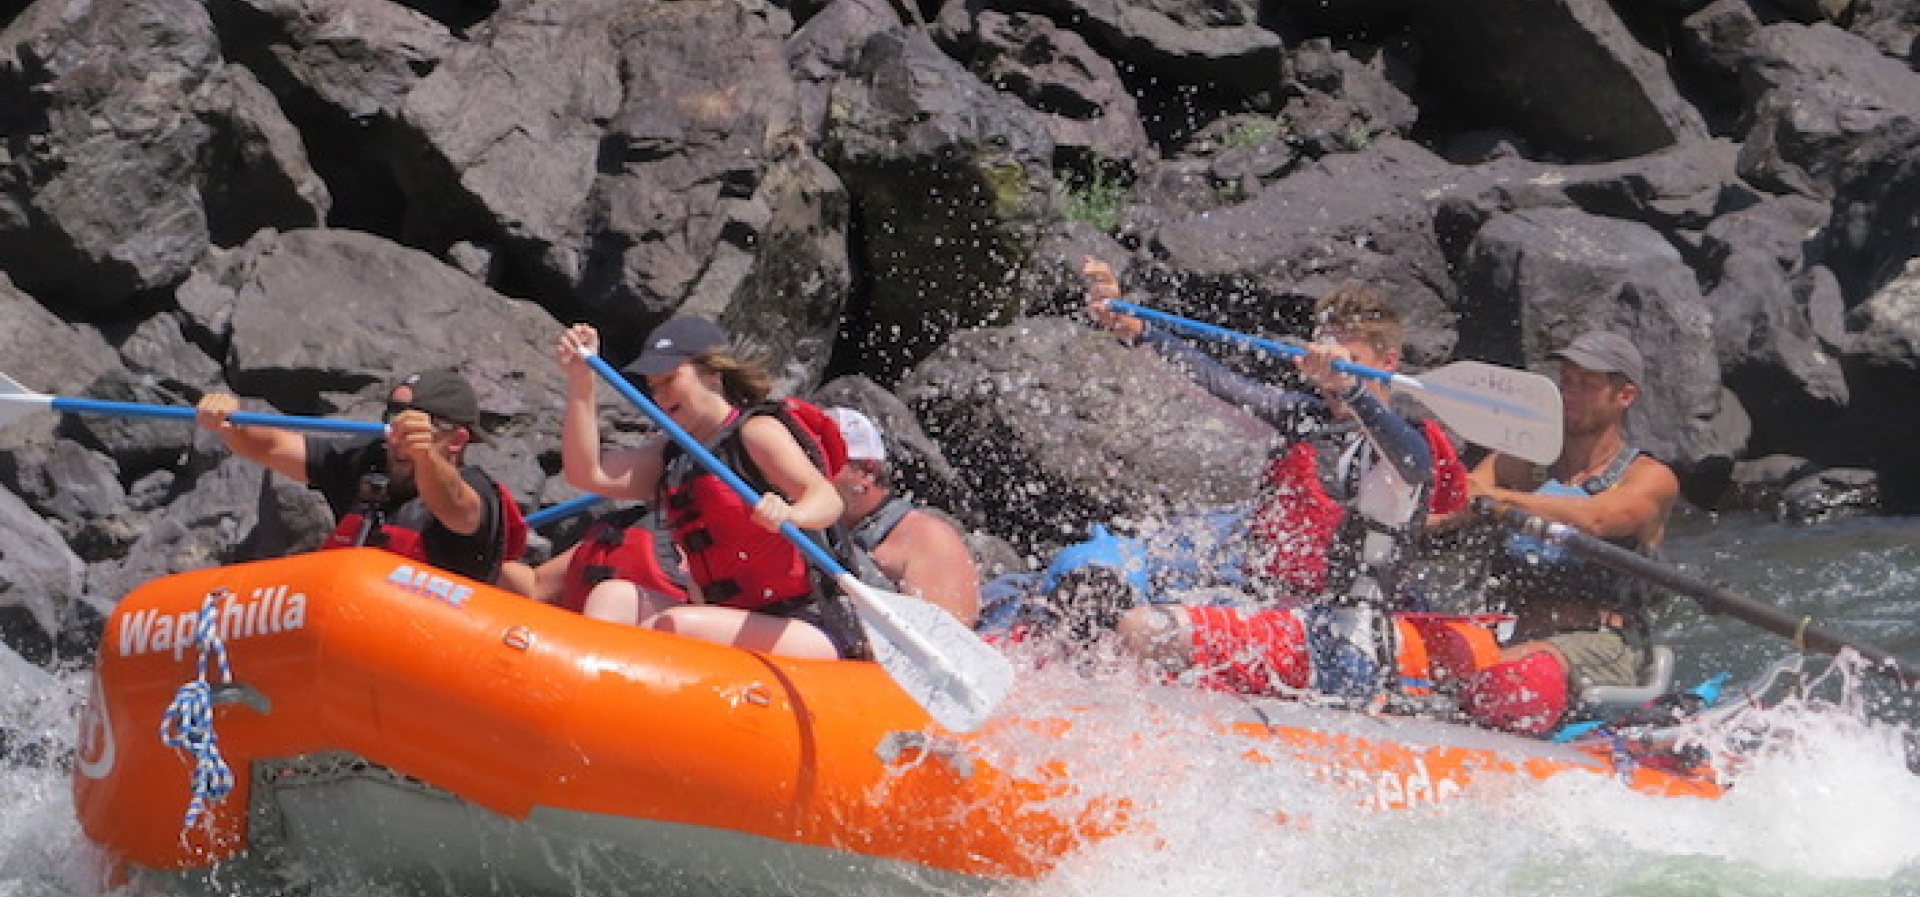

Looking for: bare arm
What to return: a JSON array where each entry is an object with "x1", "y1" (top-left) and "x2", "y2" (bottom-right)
[
  {"x1": 529, "y1": 546, "x2": 578, "y2": 603},
  {"x1": 195, "y1": 393, "x2": 311, "y2": 483},
  {"x1": 556, "y1": 324, "x2": 666, "y2": 501},
  {"x1": 886, "y1": 512, "x2": 982, "y2": 627},
  {"x1": 1476, "y1": 455, "x2": 1678, "y2": 546},
  {"x1": 739, "y1": 415, "x2": 844, "y2": 532},
  {"x1": 390, "y1": 410, "x2": 485, "y2": 534}
]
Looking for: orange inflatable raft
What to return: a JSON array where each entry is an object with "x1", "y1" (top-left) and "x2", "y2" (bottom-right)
[{"x1": 74, "y1": 549, "x2": 1723, "y2": 894}]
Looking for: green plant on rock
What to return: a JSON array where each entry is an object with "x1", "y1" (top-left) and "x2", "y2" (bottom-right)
[
  {"x1": 1222, "y1": 115, "x2": 1287, "y2": 149},
  {"x1": 1060, "y1": 166, "x2": 1127, "y2": 235}
]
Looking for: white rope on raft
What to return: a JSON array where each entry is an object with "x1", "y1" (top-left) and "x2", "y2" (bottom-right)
[{"x1": 158, "y1": 587, "x2": 237, "y2": 831}]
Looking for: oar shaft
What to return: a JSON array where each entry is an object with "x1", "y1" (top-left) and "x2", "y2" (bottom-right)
[
  {"x1": 581, "y1": 354, "x2": 847, "y2": 577},
  {"x1": 48, "y1": 396, "x2": 386, "y2": 435},
  {"x1": 1106, "y1": 301, "x2": 1408, "y2": 387},
  {"x1": 1494, "y1": 506, "x2": 1920, "y2": 687},
  {"x1": 525, "y1": 493, "x2": 606, "y2": 529}
]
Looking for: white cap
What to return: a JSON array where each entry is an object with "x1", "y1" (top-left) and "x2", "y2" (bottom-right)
[{"x1": 825, "y1": 407, "x2": 886, "y2": 462}]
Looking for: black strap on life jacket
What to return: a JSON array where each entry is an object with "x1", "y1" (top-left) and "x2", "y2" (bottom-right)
[{"x1": 353, "y1": 472, "x2": 391, "y2": 547}]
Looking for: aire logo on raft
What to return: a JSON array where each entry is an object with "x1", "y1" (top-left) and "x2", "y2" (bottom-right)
[
  {"x1": 117, "y1": 585, "x2": 308, "y2": 661},
  {"x1": 387, "y1": 564, "x2": 475, "y2": 607}
]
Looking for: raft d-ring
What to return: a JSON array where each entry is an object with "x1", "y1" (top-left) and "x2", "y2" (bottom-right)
[
  {"x1": 209, "y1": 683, "x2": 271, "y2": 715},
  {"x1": 876, "y1": 731, "x2": 975, "y2": 780},
  {"x1": 737, "y1": 684, "x2": 772, "y2": 707},
  {"x1": 501, "y1": 625, "x2": 536, "y2": 651}
]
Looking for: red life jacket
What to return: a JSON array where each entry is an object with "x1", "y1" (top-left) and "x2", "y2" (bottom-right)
[
  {"x1": 558, "y1": 506, "x2": 687, "y2": 612},
  {"x1": 325, "y1": 479, "x2": 527, "y2": 583},
  {"x1": 660, "y1": 399, "x2": 845, "y2": 611},
  {"x1": 1248, "y1": 418, "x2": 1465, "y2": 596},
  {"x1": 327, "y1": 500, "x2": 433, "y2": 560},
  {"x1": 1425, "y1": 419, "x2": 1469, "y2": 517}
]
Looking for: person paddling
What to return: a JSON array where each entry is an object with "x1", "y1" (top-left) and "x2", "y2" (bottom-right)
[
  {"x1": 824, "y1": 407, "x2": 982, "y2": 627},
  {"x1": 195, "y1": 369, "x2": 527, "y2": 585},
  {"x1": 1079, "y1": 257, "x2": 1468, "y2": 701},
  {"x1": 1433, "y1": 331, "x2": 1680, "y2": 735},
  {"x1": 552, "y1": 317, "x2": 862, "y2": 659},
  {"x1": 497, "y1": 503, "x2": 689, "y2": 612}
]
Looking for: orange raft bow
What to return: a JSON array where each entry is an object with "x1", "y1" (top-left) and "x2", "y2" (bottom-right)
[{"x1": 75, "y1": 549, "x2": 1722, "y2": 894}]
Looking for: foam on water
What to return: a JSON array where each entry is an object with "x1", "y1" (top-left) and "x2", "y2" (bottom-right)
[
  {"x1": 982, "y1": 511, "x2": 1919, "y2": 896},
  {"x1": 4, "y1": 654, "x2": 1918, "y2": 896},
  {"x1": 985, "y1": 655, "x2": 1920, "y2": 897},
  {"x1": 6, "y1": 514, "x2": 1920, "y2": 896}
]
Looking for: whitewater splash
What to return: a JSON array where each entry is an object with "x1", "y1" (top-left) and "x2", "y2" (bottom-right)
[
  {"x1": 0, "y1": 633, "x2": 1915, "y2": 896},
  {"x1": 979, "y1": 656, "x2": 1920, "y2": 897}
]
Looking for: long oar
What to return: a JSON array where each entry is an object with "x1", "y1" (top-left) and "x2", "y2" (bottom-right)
[
  {"x1": 0, "y1": 373, "x2": 386, "y2": 436},
  {"x1": 3, "y1": 372, "x2": 626, "y2": 534},
  {"x1": 525, "y1": 494, "x2": 607, "y2": 529},
  {"x1": 1106, "y1": 301, "x2": 1564, "y2": 465},
  {"x1": 578, "y1": 351, "x2": 1015, "y2": 732},
  {"x1": 1486, "y1": 502, "x2": 1920, "y2": 688}
]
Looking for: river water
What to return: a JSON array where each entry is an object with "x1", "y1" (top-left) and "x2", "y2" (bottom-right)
[{"x1": 1, "y1": 510, "x2": 1916, "y2": 896}]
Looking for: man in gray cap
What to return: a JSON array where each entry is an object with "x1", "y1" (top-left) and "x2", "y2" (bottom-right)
[{"x1": 1431, "y1": 330, "x2": 1679, "y2": 737}]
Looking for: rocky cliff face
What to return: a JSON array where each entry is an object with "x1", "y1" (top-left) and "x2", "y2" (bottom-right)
[{"x1": 1, "y1": 0, "x2": 1916, "y2": 655}]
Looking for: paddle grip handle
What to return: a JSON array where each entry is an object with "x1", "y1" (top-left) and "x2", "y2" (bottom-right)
[
  {"x1": 1105, "y1": 301, "x2": 1397, "y2": 385},
  {"x1": 581, "y1": 353, "x2": 848, "y2": 578}
]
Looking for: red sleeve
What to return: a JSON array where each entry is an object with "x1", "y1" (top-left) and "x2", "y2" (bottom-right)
[{"x1": 1423, "y1": 419, "x2": 1469, "y2": 516}]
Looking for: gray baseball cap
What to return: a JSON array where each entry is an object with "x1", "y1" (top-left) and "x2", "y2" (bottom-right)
[{"x1": 1551, "y1": 331, "x2": 1645, "y2": 385}]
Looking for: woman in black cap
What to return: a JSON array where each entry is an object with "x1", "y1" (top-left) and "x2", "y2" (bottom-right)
[{"x1": 552, "y1": 318, "x2": 855, "y2": 659}]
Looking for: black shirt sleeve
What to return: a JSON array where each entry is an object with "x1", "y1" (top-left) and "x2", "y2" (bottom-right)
[
  {"x1": 305, "y1": 435, "x2": 506, "y2": 582},
  {"x1": 419, "y1": 466, "x2": 507, "y2": 583},
  {"x1": 305, "y1": 436, "x2": 383, "y2": 518}
]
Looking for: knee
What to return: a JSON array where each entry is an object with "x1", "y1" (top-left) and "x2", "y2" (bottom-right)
[
  {"x1": 1115, "y1": 606, "x2": 1179, "y2": 658},
  {"x1": 581, "y1": 580, "x2": 641, "y2": 623},
  {"x1": 496, "y1": 561, "x2": 535, "y2": 597},
  {"x1": 1459, "y1": 650, "x2": 1570, "y2": 737}
]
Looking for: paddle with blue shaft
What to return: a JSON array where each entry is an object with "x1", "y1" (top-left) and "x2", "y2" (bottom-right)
[
  {"x1": 0, "y1": 372, "x2": 386, "y2": 436},
  {"x1": 577, "y1": 350, "x2": 1015, "y2": 732},
  {"x1": 525, "y1": 493, "x2": 607, "y2": 529},
  {"x1": 1106, "y1": 301, "x2": 1565, "y2": 465}
]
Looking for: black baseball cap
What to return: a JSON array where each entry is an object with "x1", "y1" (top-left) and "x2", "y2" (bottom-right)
[
  {"x1": 390, "y1": 368, "x2": 485, "y2": 439},
  {"x1": 624, "y1": 316, "x2": 729, "y2": 377}
]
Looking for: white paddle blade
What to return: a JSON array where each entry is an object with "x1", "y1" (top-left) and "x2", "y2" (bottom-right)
[
  {"x1": 1400, "y1": 361, "x2": 1563, "y2": 465},
  {"x1": 0, "y1": 373, "x2": 53, "y2": 428},
  {"x1": 837, "y1": 574, "x2": 1014, "y2": 733}
]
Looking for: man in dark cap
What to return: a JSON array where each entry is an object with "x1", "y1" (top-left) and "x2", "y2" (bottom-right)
[
  {"x1": 196, "y1": 368, "x2": 525, "y2": 584},
  {"x1": 1433, "y1": 330, "x2": 1679, "y2": 736}
]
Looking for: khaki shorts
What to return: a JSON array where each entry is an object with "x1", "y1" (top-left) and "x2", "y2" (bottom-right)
[{"x1": 1545, "y1": 630, "x2": 1643, "y2": 688}]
